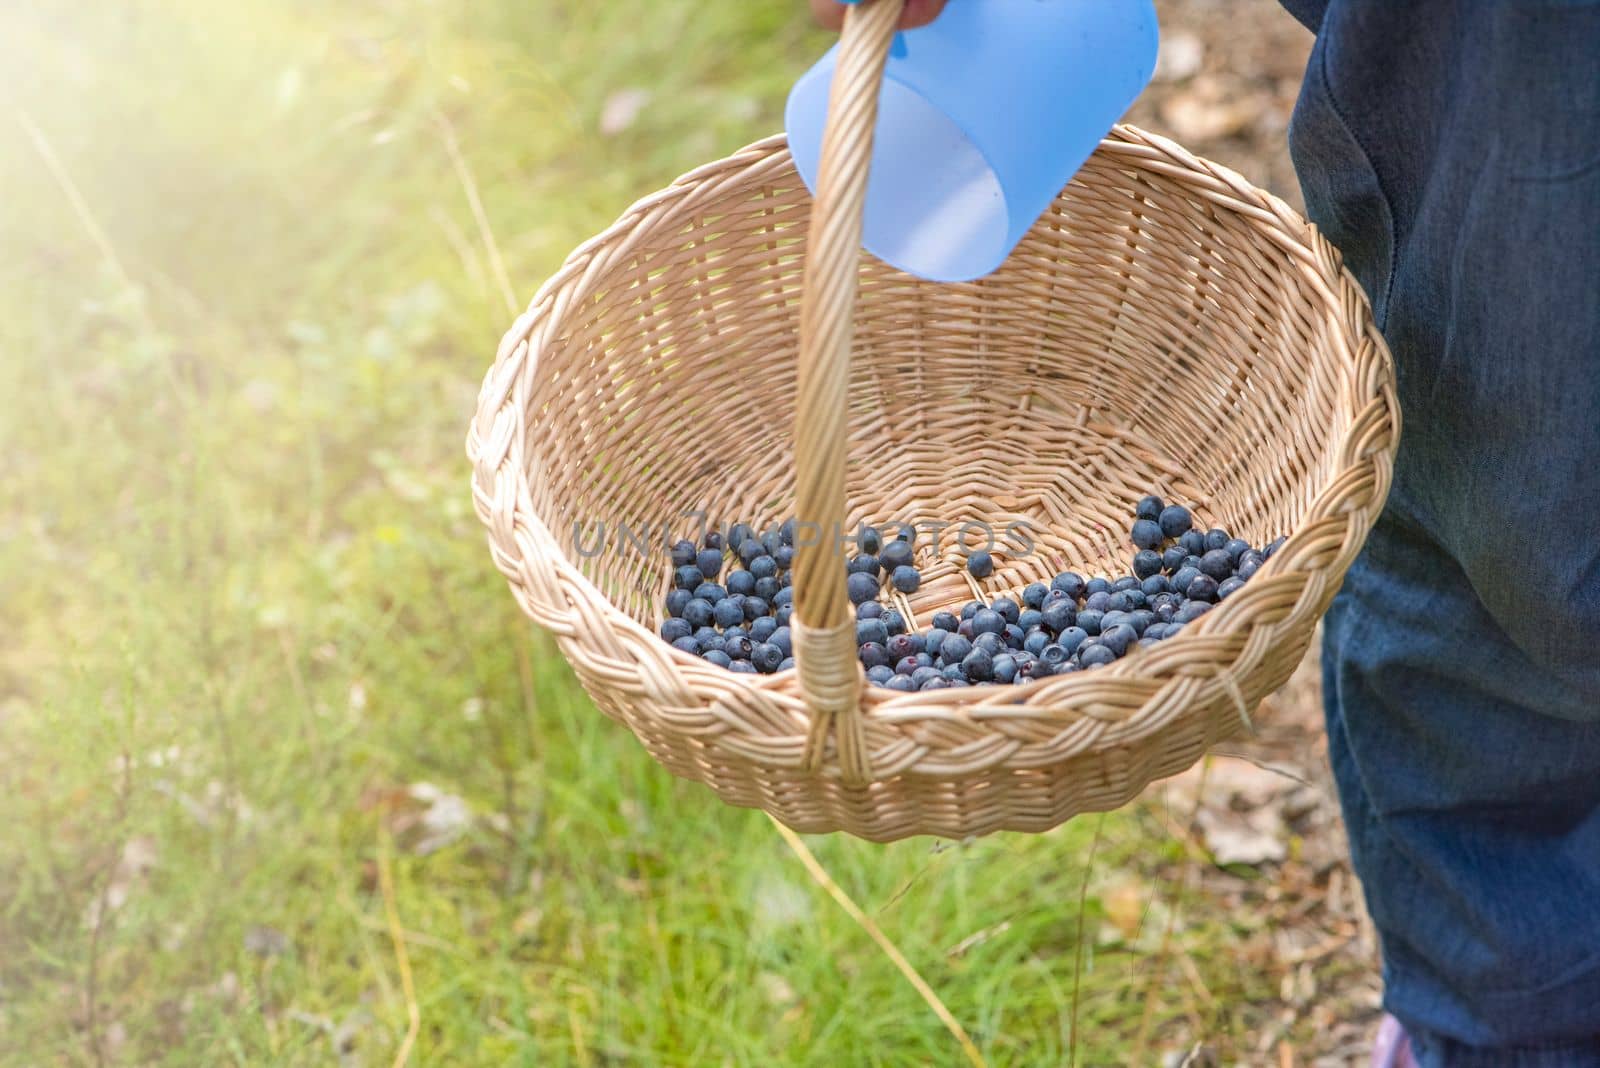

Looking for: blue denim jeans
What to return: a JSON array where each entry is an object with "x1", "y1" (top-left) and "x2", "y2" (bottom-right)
[{"x1": 1281, "y1": 2, "x2": 1600, "y2": 1064}]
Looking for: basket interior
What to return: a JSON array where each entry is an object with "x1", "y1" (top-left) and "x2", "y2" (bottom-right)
[{"x1": 523, "y1": 146, "x2": 1350, "y2": 628}]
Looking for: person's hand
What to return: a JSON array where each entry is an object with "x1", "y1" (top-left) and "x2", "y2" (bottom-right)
[{"x1": 808, "y1": 0, "x2": 948, "y2": 31}]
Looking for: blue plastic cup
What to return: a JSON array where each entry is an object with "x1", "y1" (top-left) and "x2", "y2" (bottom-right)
[{"x1": 786, "y1": 0, "x2": 1159, "y2": 283}]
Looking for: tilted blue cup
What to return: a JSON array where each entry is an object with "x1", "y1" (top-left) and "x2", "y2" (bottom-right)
[{"x1": 786, "y1": 0, "x2": 1160, "y2": 282}]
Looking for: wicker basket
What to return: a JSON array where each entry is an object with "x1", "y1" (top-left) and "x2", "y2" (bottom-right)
[{"x1": 468, "y1": 0, "x2": 1398, "y2": 842}]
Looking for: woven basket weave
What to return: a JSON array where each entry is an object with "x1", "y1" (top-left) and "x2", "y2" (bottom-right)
[{"x1": 468, "y1": 0, "x2": 1398, "y2": 842}]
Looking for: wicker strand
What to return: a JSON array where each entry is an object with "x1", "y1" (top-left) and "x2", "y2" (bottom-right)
[{"x1": 792, "y1": 0, "x2": 904, "y2": 780}]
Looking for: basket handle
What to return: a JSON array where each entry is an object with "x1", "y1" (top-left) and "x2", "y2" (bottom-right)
[{"x1": 793, "y1": 0, "x2": 904, "y2": 784}]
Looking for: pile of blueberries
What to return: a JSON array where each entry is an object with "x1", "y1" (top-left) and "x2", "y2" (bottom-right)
[{"x1": 657, "y1": 498, "x2": 1284, "y2": 689}]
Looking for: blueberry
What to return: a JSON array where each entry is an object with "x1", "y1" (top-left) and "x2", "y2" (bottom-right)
[
  {"x1": 1179, "y1": 529, "x2": 1207, "y2": 556},
  {"x1": 743, "y1": 597, "x2": 770, "y2": 621},
  {"x1": 1018, "y1": 608, "x2": 1044, "y2": 632},
  {"x1": 939, "y1": 634, "x2": 973, "y2": 664},
  {"x1": 661, "y1": 618, "x2": 693, "y2": 643},
  {"x1": 1040, "y1": 600, "x2": 1075, "y2": 634},
  {"x1": 671, "y1": 540, "x2": 698, "y2": 568},
  {"x1": 1100, "y1": 610, "x2": 1131, "y2": 632},
  {"x1": 736, "y1": 538, "x2": 764, "y2": 567},
  {"x1": 695, "y1": 548, "x2": 723, "y2": 579},
  {"x1": 885, "y1": 675, "x2": 917, "y2": 693},
  {"x1": 973, "y1": 632, "x2": 1006, "y2": 657},
  {"x1": 891, "y1": 565, "x2": 921, "y2": 593},
  {"x1": 694, "y1": 582, "x2": 726, "y2": 603},
  {"x1": 859, "y1": 642, "x2": 891, "y2": 669},
  {"x1": 703, "y1": 649, "x2": 732, "y2": 668},
  {"x1": 773, "y1": 586, "x2": 793, "y2": 608},
  {"x1": 1113, "y1": 576, "x2": 1139, "y2": 593},
  {"x1": 911, "y1": 666, "x2": 942, "y2": 688},
  {"x1": 728, "y1": 523, "x2": 755, "y2": 550},
  {"x1": 777, "y1": 519, "x2": 798, "y2": 546},
  {"x1": 858, "y1": 601, "x2": 884, "y2": 620},
  {"x1": 741, "y1": 553, "x2": 774, "y2": 582},
  {"x1": 665, "y1": 588, "x2": 692, "y2": 617},
  {"x1": 1263, "y1": 535, "x2": 1287, "y2": 558},
  {"x1": 1204, "y1": 528, "x2": 1230, "y2": 553},
  {"x1": 992, "y1": 654, "x2": 1019, "y2": 685},
  {"x1": 1085, "y1": 577, "x2": 1110, "y2": 596},
  {"x1": 1171, "y1": 566, "x2": 1201, "y2": 596},
  {"x1": 1131, "y1": 519, "x2": 1164, "y2": 551},
  {"x1": 1145, "y1": 623, "x2": 1168, "y2": 641},
  {"x1": 960, "y1": 601, "x2": 982, "y2": 621},
  {"x1": 1107, "y1": 591, "x2": 1138, "y2": 614},
  {"x1": 1223, "y1": 538, "x2": 1251, "y2": 566},
  {"x1": 705, "y1": 528, "x2": 727, "y2": 551},
  {"x1": 882, "y1": 610, "x2": 907, "y2": 636},
  {"x1": 856, "y1": 619, "x2": 889, "y2": 647},
  {"x1": 1130, "y1": 610, "x2": 1155, "y2": 635},
  {"x1": 923, "y1": 628, "x2": 949, "y2": 658},
  {"x1": 988, "y1": 597, "x2": 1020, "y2": 624},
  {"x1": 966, "y1": 551, "x2": 995, "y2": 579},
  {"x1": 1081, "y1": 644, "x2": 1117, "y2": 668},
  {"x1": 1199, "y1": 549, "x2": 1233, "y2": 581},
  {"x1": 1155, "y1": 602, "x2": 1177, "y2": 623},
  {"x1": 1019, "y1": 658, "x2": 1055, "y2": 680},
  {"x1": 754, "y1": 577, "x2": 781, "y2": 602},
  {"x1": 847, "y1": 571, "x2": 880, "y2": 605},
  {"x1": 752, "y1": 643, "x2": 784, "y2": 673},
  {"x1": 769, "y1": 627, "x2": 793, "y2": 657},
  {"x1": 1235, "y1": 550, "x2": 1265, "y2": 579},
  {"x1": 693, "y1": 626, "x2": 722, "y2": 650},
  {"x1": 1158, "y1": 505, "x2": 1194, "y2": 540},
  {"x1": 866, "y1": 664, "x2": 894, "y2": 685},
  {"x1": 726, "y1": 570, "x2": 756, "y2": 597},
  {"x1": 778, "y1": 657, "x2": 796, "y2": 671},
  {"x1": 932, "y1": 611, "x2": 960, "y2": 633},
  {"x1": 681, "y1": 597, "x2": 713, "y2": 629},
  {"x1": 1161, "y1": 545, "x2": 1188, "y2": 574},
  {"x1": 773, "y1": 545, "x2": 795, "y2": 570},
  {"x1": 971, "y1": 610, "x2": 1005, "y2": 636},
  {"x1": 1162, "y1": 623, "x2": 1185, "y2": 639},
  {"x1": 1003, "y1": 624, "x2": 1025, "y2": 649},
  {"x1": 713, "y1": 598, "x2": 746, "y2": 629},
  {"x1": 776, "y1": 605, "x2": 793, "y2": 626},
  {"x1": 886, "y1": 634, "x2": 920, "y2": 662},
  {"x1": 1077, "y1": 609, "x2": 1104, "y2": 636},
  {"x1": 1024, "y1": 630, "x2": 1050, "y2": 656},
  {"x1": 1039, "y1": 643, "x2": 1069, "y2": 667},
  {"x1": 674, "y1": 565, "x2": 705, "y2": 591},
  {"x1": 1136, "y1": 494, "x2": 1165, "y2": 522},
  {"x1": 1141, "y1": 575, "x2": 1171, "y2": 598},
  {"x1": 961, "y1": 648, "x2": 995, "y2": 682},
  {"x1": 856, "y1": 525, "x2": 884, "y2": 555},
  {"x1": 880, "y1": 541, "x2": 915, "y2": 571},
  {"x1": 1175, "y1": 600, "x2": 1212, "y2": 624},
  {"x1": 724, "y1": 635, "x2": 754, "y2": 660},
  {"x1": 1100, "y1": 623, "x2": 1137, "y2": 657},
  {"x1": 1085, "y1": 591, "x2": 1112, "y2": 613},
  {"x1": 1217, "y1": 576, "x2": 1246, "y2": 600},
  {"x1": 729, "y1": 660, "x2": 759, "y2": 674},
  {"x1": 941, "y1": 664, "x2": 966, "y2": 683},
  {"x1": 1187, "y1": 574, "x2": 1220, "y2": 603},
  {"x1": 894, "y1": 656, "x2": 920, "y2": 676},
  {"x1": 848, "y1": 554, "x2": 881, "y2": 577},
  {"x1": 921, "y1": 677, "x2": 951, "y2": 691},
  {"x1": 1052, "y1": 572, "x2": 1088, "y2": 601},
  {"x1": 1056, "y1": 626, "x2": 1088, "y2": 655},
  {"x1": 1023, "y1": 582, "x2": 1050, "y2": 610}
]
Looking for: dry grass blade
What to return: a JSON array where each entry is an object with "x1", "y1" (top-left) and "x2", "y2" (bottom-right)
[
  {"x1": 768, "y1": 815, "x2": 988, "y2": 1068},
  {"x1": 377, "y1": 828, "x2": 421, "y2": 1068}
]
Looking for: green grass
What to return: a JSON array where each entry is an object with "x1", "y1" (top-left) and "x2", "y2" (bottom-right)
[{"x1": 0, "y1": 3, "x2": 1316, "y2": 1064}]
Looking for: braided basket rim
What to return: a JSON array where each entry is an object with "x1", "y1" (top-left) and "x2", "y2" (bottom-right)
[{"x1": 467, "y1": 124, "x2": 1399, "y2": 800}]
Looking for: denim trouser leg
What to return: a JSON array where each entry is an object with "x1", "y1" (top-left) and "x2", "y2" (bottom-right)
[{"x1": 1284, "y1": 2, "x2": 1600, "y2": 1062}]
